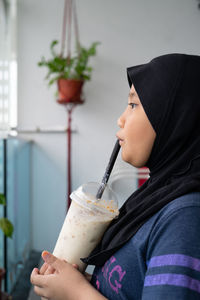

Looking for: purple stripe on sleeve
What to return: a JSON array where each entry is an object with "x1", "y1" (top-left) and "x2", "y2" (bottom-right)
[
  {"x1": 144, "y1": 273, "x2": 200, "y2": 294},
  {"x1": 148, "y1": 254, "x2": 200, "y2": 272}
]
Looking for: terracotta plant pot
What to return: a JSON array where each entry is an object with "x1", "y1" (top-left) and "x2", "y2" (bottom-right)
[{"x1": 57, "y1": 79, "x2": 84, "y2": 104}]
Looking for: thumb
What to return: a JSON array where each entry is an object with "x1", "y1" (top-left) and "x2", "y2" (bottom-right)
[{"x1": 42, "y1": 251, "x2": 64, "y2": 271}]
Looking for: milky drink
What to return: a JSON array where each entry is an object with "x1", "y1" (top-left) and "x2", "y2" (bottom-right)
[{"x1": 53, "y1": 182, "x2": 119, "y2": 273}]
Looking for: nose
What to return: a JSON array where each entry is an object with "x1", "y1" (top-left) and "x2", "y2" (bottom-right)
[{"x1": 117, "y1": 113, "x2": 125, "y2": 128}]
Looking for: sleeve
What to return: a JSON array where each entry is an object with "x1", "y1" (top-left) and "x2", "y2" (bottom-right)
[{"x1": 142, "y1": 205, "x2": 200, "y2": 300}]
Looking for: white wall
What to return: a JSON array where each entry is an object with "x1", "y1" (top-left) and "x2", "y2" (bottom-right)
[{"x1": 17, "y1": 0, "x2": 200, "y2": 251}]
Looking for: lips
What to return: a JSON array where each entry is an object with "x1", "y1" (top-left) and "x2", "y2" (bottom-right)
[{"x1": 116, "y1": 133, "x2": 124, "y2": 143}]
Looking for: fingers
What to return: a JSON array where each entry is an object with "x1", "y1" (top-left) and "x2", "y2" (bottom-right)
[
  {"x1": 42, "y1": 251, "x2": 65, "y2": 271},
  {"x1": 31, "y1": 268, "x2": 52, "y2": 298},
  {"x1": 42, "y1": 251, "x2": 56, "y2": 264},
  {"x1": 30, "y1": 268, "x2": 47, "y2": 287},
  {"x1": 40, "y1": 262, "x2": 49, "y2": 275},
  {"x1": 44, "y1": 265, "x2": 56, "y2": 275},
  {"x1": 34, "y1": 285, "x2": 46, "y2": 298},
  {"x1": 72, "y1": 263, "x2": 79, "y2": 270}
]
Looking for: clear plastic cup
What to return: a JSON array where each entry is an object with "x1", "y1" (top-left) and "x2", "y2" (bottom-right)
[{"x1": 53, "y1": 182, "x2": 119, "y2": 272}]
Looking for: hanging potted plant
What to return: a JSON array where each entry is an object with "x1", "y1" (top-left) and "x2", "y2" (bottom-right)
[
  {"x1": 38, "y1": 0, "x2": 100, "y2": 104},
  {"x1": 0, "y1": 193, "x2": 14, "y2": 296},
  {"x1": 38, "y1": 40, "x2": 100, "y2": 104}
]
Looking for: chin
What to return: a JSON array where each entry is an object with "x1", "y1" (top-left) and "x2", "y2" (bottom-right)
[
  {"x1": 128, "y1": 160, "x2": 143, "y2": 168},
  {"x1": 121, "y1": 154, "x2": 137, "y2": 168},
  {"x1": 122, "y1": 154, "x2": 146, "y2": 168},
  {"x1": 134, "y1": 162, "x2": 145, "y2": 168}
]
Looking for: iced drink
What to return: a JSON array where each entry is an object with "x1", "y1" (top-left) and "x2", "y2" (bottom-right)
[{"x1": 53, "y1": 182, "x2": 119, "y2": 272}]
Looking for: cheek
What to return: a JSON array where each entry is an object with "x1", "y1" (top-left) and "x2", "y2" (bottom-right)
[
  {"x1": 126, "y1": 118, "x2": 147, "y2": 147},
  {"x1": 123, "y1": 119, "x2": 155, "y2": 166}
]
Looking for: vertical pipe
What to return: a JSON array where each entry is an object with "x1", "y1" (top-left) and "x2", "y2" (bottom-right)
[
  {"x1": 67, "y1": 109, "x2": 72, "y2": 211},
  {"x1": 66, "y1": 104, "x2": 76, "y2": 211}
]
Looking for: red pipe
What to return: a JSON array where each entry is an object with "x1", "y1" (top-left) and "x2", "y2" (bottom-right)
[
  {"x1": 67, "y1": 108, "x2": 72, "y2": 211},
  {"x1": 67, "y1": 104, "x2": 76, "y2": 211}
]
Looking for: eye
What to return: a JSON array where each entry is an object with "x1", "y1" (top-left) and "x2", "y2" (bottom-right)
[{"x1": 128, "y1": 103, "x2": 137, "y2": 109}]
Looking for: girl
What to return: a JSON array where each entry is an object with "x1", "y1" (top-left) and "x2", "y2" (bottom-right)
[{"x1": 31, "y1": 53, "x2": 200, "y2": 299}]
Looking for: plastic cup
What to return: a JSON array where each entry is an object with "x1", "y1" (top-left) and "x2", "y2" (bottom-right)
[{"x1": 53, "y1": 182, "x2": 119, "y2": 272}]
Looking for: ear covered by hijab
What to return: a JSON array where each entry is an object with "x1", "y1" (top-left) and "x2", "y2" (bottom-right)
[{"x1": 82, "y1": 53, "x2": 200, "y2": 267}]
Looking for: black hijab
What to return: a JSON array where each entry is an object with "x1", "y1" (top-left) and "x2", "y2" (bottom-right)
[{"x1": 82, "y1": 53, "x2": 200, "y2": 266}]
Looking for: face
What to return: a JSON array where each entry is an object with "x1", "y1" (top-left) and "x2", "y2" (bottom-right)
[{"x1": 116, "y1": 84, "x2": 156, "y2": 168}]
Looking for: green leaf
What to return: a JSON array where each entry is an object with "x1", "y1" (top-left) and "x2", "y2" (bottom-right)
[
  {"x1": 48, "y1": 76, "x2": 60, "y2": 86},
  {"x1": 38, "y1": 56, "x2": 48, "y2": 67},
  {"x1": 87, "y1": 42, "x2": 101, "y2": 56},
  {"x1": 50, "y1": 40, "x2": 59, "y2": 57},
  {"x1": 82, "y1": 74, "x2": 91, "y2": 80},
  {"x1": 0, "y1": 218, "x2": 14, "y2": 238},
  {"x1": 86, "y1": 66, "x2": 93, "y2": 72},
  {"x1": 0, "y1": 194, "x2": 6, "y2": 205},
  {"x1": 38, "y1": 40, "x2": 100, "y2": 84}
]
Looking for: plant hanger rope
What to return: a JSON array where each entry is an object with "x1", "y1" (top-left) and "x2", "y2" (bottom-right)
[
  {"x1": 60, "y1": 0, "x2": 80, "y2": 59},
  {"x1": 60, "y1": 0, "x2": 68, "y2": 57},
  {"x1": 66, "y1": 0, "x2": 72, "y2": 60},
  {"x1": 73, "y1": 0, "x2": 80, "y2": 55}
]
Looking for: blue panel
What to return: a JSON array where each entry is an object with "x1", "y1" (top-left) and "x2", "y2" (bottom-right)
[
  {"x1": 0, "y1": 137, "x2": 31, "y2": 293},
  {"x1": 0, "y1": 139, "x2": 4, "y2": 272}
]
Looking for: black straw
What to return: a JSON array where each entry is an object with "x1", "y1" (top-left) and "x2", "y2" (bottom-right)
[{"x1": 96, "y1": 140, "x2": 121, "y2": 199}]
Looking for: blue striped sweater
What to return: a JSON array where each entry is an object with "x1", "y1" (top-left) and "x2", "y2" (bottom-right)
[{"x1": 91, "y1": 192, "x2": 200, "y2": 299}]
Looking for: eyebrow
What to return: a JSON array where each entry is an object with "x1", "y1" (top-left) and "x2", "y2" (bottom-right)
[{"x1": 128, "y1": 92, "x2": 136, "y2": 98}]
